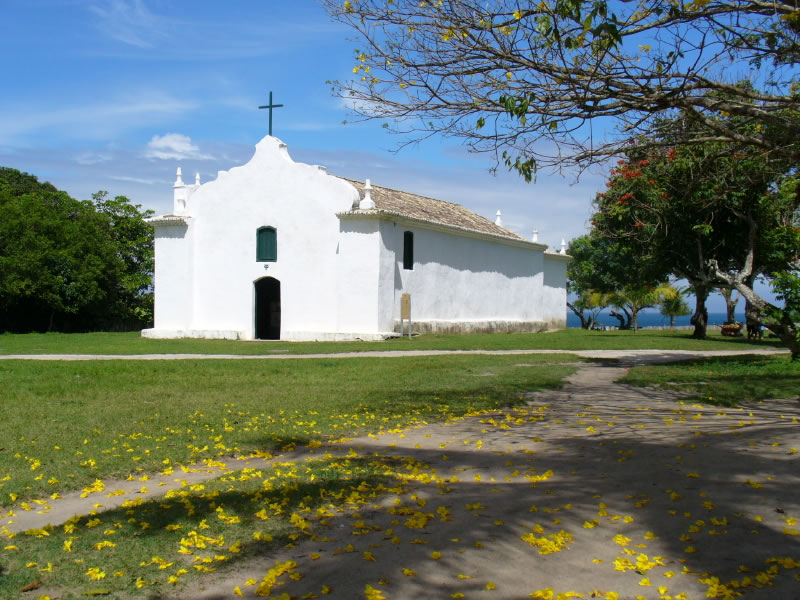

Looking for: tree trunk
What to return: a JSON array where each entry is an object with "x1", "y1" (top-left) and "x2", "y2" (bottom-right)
[
  {"x1": 743, "y1": 275, "x2": 759, "y2": 331},
  {"x1": 609, "y1": 309, "x2": 631, "y2": 330},
  {"x1": 732, "y1": 281, "x2": 799, "y2": 361},
  {"x1": 690, "y1": 283, "x2": 709, "y2": 339},
  {"x1": 776, "y1": 324, "x2": 800, "y2": 361},
  {"x1": 718, "y1": 287, "x2": 739, "y2": 323},
  {"x1": 670, "y1": 315, "x2": 675, "y2": 328},
  {"x1": 567, "y1": 302, "x2": 590, "y2": 329},
  {"x1": 726, "y1": 296, "x2": 737, "y2": 324},
  {"x1": 632, "y1": 308, "x2": 639, "y2": 333}
]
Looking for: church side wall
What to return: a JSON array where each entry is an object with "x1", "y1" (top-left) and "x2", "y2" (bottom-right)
[
  {"x1": 335, "y1": 220, "x2": 384, "y2": 334},
  {"x1": 149, "y1": 223, "x2": 193, "y2": 333},
  {"x1": 541, "y1": 254, "x2": 569, "y2": 328},
  {"x1": 381, "y1": 224, "x2": 554, "y2": 332}
]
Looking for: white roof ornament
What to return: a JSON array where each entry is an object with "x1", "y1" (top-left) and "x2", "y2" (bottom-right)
[
  {"x1": 495, "y1": 210, "x2": 503, "y2": 227},
  {"x1": 361, "y1": 178, "x2": 376, "y2": 209},
  {"x1": 173, "y1": 167, "x2": 187, "y2": 214},
  {"x1": 532, "y1": 228, "x2": 539, "y2": 242},
  {"x1": 195, "y1": 172, "x2": 201, "y2": 186},
  {"x1": 560, "y1": 238, "x2": 567, "y2": 255}
]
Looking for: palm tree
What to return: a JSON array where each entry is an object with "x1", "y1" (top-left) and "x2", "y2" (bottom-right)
[
  {"x1": 568, "y1": 290, "x2": 611, "y2": 329},
  {"x1": 610, "y1": 283, "x2": 675, "y2": 333},
  {"x1": 660, "y1": 286, "x2": 692, "y2": 328}
]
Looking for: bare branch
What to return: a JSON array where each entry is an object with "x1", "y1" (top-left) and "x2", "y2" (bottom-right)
[{"x1": 324, "y1": 0, "x2": 800, "y2": 173}]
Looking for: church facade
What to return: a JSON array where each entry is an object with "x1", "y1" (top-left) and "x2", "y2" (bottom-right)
[{"x1": 143, "y1": 136, "x2": 569, "y2": 341}]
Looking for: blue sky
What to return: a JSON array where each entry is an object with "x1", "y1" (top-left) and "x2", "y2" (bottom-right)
[{"x1": 1, "y1": 0, "x2": 766, "y2": 312}]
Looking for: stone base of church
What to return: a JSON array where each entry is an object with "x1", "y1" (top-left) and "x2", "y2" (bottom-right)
[
  {"x1": 281, "y1": 331, "x2": 397, "y2": 342},
  {"x1": 141, "y1": 328, "x2": 246, "y2": 340},
  {"x1": 393, "y1": 319, "x2": 564, "y2": 335},
  {"x1": 141, "y1": 328, "x2": 398, "y2": 342}
]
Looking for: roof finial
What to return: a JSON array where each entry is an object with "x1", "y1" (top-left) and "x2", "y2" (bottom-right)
[
  {"x1": 195, "y1": 172, "x2": 201, "y2": 186},
  {"x1": 258, "y1": 90, "x2": 284, "y2": 137},
  {"x1": 495, "y1": 210, "x2": 503, "y2": 227},
  {"x1": 173, "y1": 168, "x2": 187, "y2": 214},
  {"x1": 532, "y1": 228, "x2": 539, "y2": 242},
  {"x1": 560, "y1": 238, "x2": 567, "y2": 255},
  {"x1": 361, "y1": 178, "x2": 376, "y2": 209}
]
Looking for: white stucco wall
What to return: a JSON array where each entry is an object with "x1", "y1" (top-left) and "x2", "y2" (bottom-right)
[
  {"x1": 144, "y1": 136, "x2": 569, "y2": 340},
  {"x1": 338, "y1": 217, "x2": 561, "y2": 333},
  {"x1": 146, "y1": 137, "x2": 360, "y2": 340},
  {"x1": 335, "y1": 219, "x2": 385, "y2": 334},
  {"x1": 150, "y1": 221, "x2": 193, "y2": 331},
  {"x1": 541, "y1": 253, "x2": 569, "y2": 328}
]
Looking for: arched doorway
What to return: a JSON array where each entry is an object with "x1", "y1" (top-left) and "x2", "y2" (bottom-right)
[{"x1": 254, "y1": 277, "x2": 281, "y2": 340}]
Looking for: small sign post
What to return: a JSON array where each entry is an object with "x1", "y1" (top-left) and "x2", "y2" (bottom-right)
[{"x1": 401, "y1": 293, "x2": 411, "y2": 339}]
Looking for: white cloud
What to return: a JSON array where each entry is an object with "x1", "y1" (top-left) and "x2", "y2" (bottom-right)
[
  {"x1": 74, "y1": 152, "x2": 113, "y2": 165},
  {"x1": 89, "y1": 0, "x2": 169, "y2": 48},
  {"x1": 0, "y1": 93, "x2": 195, "y2": 144},
  {"x1": 108, "y1": 174, "x2": 163, "y2": 185},
  {"x1": 144, "y1": 133, "x2": 213, "y2": 161}
]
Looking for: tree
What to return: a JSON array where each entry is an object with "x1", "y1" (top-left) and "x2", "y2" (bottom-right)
[
  {"x1": 660, "y1": 285, "x2": 692, "y2": 328},
  {"x1": 707, "y1": 173, "x2": 800, "y2": 359},
  {"x1": 570, "y1": 290, "x2": 611, "y2": 329},
  {"x1": 717, "y1": 287, "x2": 740, "y2": 324},
  {"x1": 0, "y1": 169, "x2": 154, "y2": 332},
  {"x1": 325, "y1": 0, "x2": 800, "y2": 177},
  {"x1": 566, "y1": 234, "x2": 666, "y2": 328},
  {"x1": 609, "y1": 282, "x2": 675, "y2": 332},
  {"x1": 590, "y1": 109, "x2": 795, "y2": 339},
  {"x1": 0, "y1": 186, "x2": 118, "y2": 331},
  {"x1": 92, "y1": 191, "x2": 154, "y2": 327},
  {"x1": 567, "y1": 233, "x2": 668, "y2": 329}
]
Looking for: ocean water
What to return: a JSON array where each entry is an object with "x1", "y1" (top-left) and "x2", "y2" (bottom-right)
[{"x1": 567, "y1": 310, "x2": 744, "y2": 329}]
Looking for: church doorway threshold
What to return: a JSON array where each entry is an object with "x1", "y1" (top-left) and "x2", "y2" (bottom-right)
[{"x1": 254, "y1": 277, "x2": 281, "y2": 340}]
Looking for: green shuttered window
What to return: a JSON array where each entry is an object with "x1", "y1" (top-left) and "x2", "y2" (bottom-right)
[{"x1": 256, "y1": 226, "x2": 277, "y2": 262}]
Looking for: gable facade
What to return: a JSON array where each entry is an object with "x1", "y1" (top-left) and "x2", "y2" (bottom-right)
[{"x1": 143, "y1": 136, "x2": 569, "y2": 341}]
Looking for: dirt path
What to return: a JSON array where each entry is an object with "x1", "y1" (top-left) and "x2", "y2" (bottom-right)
[
  {"x1": 4, "y1": 351, "x2": 798, "y2": 599},
  {"x1": 163, "y1": 358, "x2": 798, "y2": 600}
]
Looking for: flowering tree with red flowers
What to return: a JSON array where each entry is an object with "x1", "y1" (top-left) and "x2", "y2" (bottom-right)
[{"x1": 591, "y1": 130, "x2": 799, "y2": 355}]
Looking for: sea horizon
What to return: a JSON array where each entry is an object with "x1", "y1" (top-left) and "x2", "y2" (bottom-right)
[{"x1": 567, "y1": 311, "x2": 744, "y2": 329}]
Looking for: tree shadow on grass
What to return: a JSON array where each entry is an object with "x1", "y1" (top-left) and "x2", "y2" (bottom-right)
[
  {"x1": 0, "y1": 457, "x2": 405, "y2": 599},
  {"x1": 233, "y1": 371, "x2": 577, "y2": 454},
  {"x1": 168, "y1": 359, "x2": 800, "y2": 600},
  {"x1": 9, "y1": 359, "x2": 800, "y2": 599},
  {"x1": 250, "y1": 415, "x2": 800, "y2": 599}
]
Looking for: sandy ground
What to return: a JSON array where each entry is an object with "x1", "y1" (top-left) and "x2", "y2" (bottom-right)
[{"x1": 2, "y1": 350, "x2": 799, "y2": 599}]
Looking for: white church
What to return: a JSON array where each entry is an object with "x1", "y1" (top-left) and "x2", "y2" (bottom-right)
[{"x1": 142, "y1": 136, "x2": 569, "y2": 341}]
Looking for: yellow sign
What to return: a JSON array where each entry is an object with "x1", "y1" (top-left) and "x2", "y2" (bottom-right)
[{"x1": 401, "y1": 293, "x2": 411, "y2": 320}]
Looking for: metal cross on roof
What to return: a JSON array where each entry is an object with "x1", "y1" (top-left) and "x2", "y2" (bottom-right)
[{"x1": 258, "y1": 91, "x2": 284, "y2": 136}]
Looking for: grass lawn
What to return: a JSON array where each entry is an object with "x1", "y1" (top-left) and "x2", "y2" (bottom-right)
[
  {"x1": 1, "y1": 330, "x2": 794, "y2": 599},
  {"x1": 622, "y1": 354, "x2": 800, "y2": 406},
  {"x1": 0, "y1": 353, "x2": 579, "y2": 598},
  {"x1": 0, "y1": 328, "x2": 786, "y2": 355},
  {"x1": 0, "y1": 354, "x2": 579, "y2": 505}
]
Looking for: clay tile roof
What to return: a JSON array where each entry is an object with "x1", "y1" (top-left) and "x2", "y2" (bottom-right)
[{"x1": 341, "y1": 178, "x2": 524, "y2": 241}]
